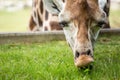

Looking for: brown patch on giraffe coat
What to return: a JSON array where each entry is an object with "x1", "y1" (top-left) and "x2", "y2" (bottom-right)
[
  {"x1": 52, "y1": 14, "x2": 58, "y2": 16},
  {"x1": 45, "y1": 10, "x2": 49, "y2": 21},
  {"x1": 62, "y1": 0, "x2": 65, "y2": 2},
  {"x1": 37, "y1": 9, "x2": 43, "y2": 26},
  {"x1": 49, "y1": 21, "x2": 63, "y2": 30},
  {"x1": 44, "y1": 26, "x2": 48, "y2": 31},
  {"x1": 40, "y1": 0, "x2": 43, "y2": 14},
  {"x1": 29, "y1": 15, "x2": 36, "y2": 31}
]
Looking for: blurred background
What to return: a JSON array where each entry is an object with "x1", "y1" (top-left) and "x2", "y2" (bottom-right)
[{"x1": 0, "y1": 0, "x2": 120, "y2": 32}]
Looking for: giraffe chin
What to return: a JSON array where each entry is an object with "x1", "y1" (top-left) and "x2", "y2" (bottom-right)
[{"x1": 74, "y1": 55, "x2": 94, "y2": 68}]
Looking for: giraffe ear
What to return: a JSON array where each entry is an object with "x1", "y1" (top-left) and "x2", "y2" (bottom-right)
[{"x1": 43, "y1": 0, "x2": 63, "y2": 14}]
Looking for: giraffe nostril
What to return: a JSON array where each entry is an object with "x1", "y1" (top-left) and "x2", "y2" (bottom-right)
[
  {"x1": 75, "y1": 50, "x2": 92, "y2": 59},
  {"x1": 87, "y1": 50, "x2": 91, "y2": 55}
]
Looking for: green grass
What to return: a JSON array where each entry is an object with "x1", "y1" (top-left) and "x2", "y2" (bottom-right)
[
  {"x1": 0, "y1": 35, "x2": 120, "y2": 80},
  {"x1": 0, "y1": 9, "x2": 31, "y2": 32}
]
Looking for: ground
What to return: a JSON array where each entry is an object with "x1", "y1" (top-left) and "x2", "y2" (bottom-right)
[
  {"x1": 0, "y1": 34, "x2": 120, "y2": 80},
  {"x1": 0, "y1": 9, "x2": 30, "y2": 32}
]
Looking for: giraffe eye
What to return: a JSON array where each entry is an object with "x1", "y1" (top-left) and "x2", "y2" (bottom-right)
[
  {"x1": 59, "y1": 21, "x2": 68, "y2": 27},
  {"x1": 97, "y1": 21, "x2": 106, "y2": 27}
]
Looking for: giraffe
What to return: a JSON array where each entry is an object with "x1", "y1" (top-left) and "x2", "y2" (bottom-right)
[
  {"x1": 28, "y1": 0, "x2": 65, "y2": 31},
  {"x1": 43, "y1": 0, "x2": 110, "y2": 68}
]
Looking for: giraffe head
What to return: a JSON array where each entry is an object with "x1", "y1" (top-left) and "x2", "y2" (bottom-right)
[{"x1": 43, "y1": 0, "x2": 108, "y2": 68}]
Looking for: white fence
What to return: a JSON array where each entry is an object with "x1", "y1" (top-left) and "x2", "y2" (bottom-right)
[
  {"x1": 0, "y1": 0, "x2": 32, "y2": 11},
  {"x1": 0, "y1": 29, "x2": 120, "y2": 44}
]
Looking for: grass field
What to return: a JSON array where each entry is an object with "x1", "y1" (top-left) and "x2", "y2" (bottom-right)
[
  {"x1": 0, "y1": 34, "x2": 120, "y2": 80},
  {"x1": 110, "y1": 9, "x2": 120, "y2": 28},
  {"x1": 0, "y1": 9, "x2": 120, "y2": 32},
  {"x1": 0, "y1": 9, "x2": 30, "y2": 32}
]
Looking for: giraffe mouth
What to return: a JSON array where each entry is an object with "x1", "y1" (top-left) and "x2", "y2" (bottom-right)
[{"x1": 74, "y1": 55, "x2": 94, "y2": 68}]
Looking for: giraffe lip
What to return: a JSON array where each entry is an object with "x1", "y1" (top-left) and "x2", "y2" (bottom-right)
[{"x1": 74, "y1": 55, "x2": 94, "y2": 67}]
